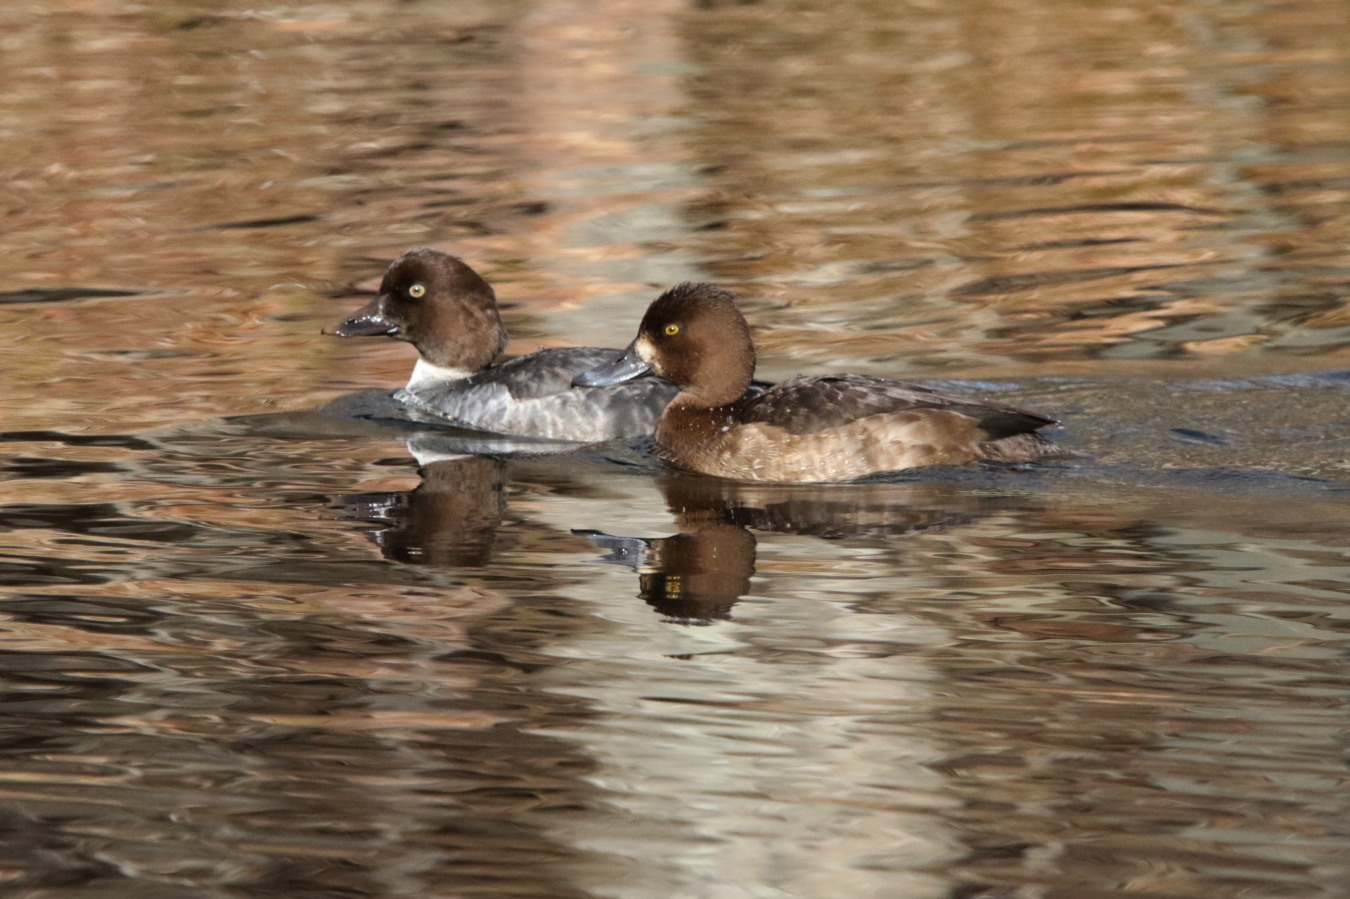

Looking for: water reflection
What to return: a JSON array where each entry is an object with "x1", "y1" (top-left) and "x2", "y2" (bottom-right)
[
  {"x1": 0, "y1": 612, "x2": 611, "y2": 897},
  {"x1": 5, "y1": 407, "x2": 1350, "y2": 896},
  {"x1": 328, "y1": 434, "x2": 1034, "y2": 624},
  {"x1": 584, "y1": 473, "x2": 1020, "y2": 623},
  {"x1": 0, "y1": 433, "x2": 629, "y2": 897},
  {"x1": 340, "y1": 454, "x2": 508, "y2": 568}
]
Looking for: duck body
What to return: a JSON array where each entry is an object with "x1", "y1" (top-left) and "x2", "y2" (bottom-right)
[
  {"x1": 331, "y1": 248, "x2": 675, "y2": 442},
  {"x1": 651, "y1": 372, "x2": 1058, "y2": 482},
  {"x1": 575, "y1": 283, "x2": 1061, "y2": 482},
  {"x1": 394, "y1": 345, "x2": 673, "y2": 442}
]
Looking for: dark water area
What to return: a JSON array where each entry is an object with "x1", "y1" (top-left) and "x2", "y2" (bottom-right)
[{"x1": 3, "y1": 1, "x2": 1350, "y2": 896}]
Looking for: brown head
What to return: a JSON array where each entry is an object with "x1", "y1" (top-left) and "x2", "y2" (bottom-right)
[
  {"x1": 329, "y1": 248, "x2": 507, "y2": 373},
  {"x1": 573, "y1": 283, "x2": 755, "y2": 408}
]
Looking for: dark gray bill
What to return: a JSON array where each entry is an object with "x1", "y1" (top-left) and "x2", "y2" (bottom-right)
[
  {"x1": 329, "y1": 296, "x2": 398, "y2": 338},
  {"x1": 573, "y1": 341, "x2": 651, "y2": 387}
]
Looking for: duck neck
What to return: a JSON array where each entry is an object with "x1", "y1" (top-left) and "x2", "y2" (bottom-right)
[
  {"x1": 677, "y1": 344, "x2": 755, "y2": 409},
  {"x1": 676, "y1": 377, "x2": 752, "y2": 410},
  {"x1": 406, "y1": 358, "x2": 476, "y2": 391}
]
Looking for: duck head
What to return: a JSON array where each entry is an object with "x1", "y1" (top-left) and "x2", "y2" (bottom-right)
[
  {"x1": 330, "y1": 248, "x2": 507, "y2": 374},
  {"x1": 574, "y1": 282, "x2": 755, "y2": 407}
]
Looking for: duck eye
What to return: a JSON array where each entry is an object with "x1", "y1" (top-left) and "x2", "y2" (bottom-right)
[
  {"x1": 663, "y1": 323, "x2": 681, "y2": 336},
  {"x1": 407, "y1": 283, "x2": 427, "y2": 299}
]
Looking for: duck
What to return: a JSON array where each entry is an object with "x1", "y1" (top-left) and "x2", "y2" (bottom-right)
[
  {"x1": 573, "y1": 282, "x2": 1062, "y2": 482},
  {"x1": 329, "y1": 248, "x2": 676, "y2": 442}
]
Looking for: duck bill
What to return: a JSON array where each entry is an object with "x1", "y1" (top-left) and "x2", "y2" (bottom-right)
[
  {"x1": 329, "y1": 295, "x2": 398, "y2": 338},
  {"x1": 573, "y1": 341, "x2": 652, "y2": 387}
]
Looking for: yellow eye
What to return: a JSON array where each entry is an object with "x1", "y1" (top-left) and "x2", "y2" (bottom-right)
[
  {"x1": 663, "y1": 323, "x2": 681, "y2": 336},
  {"x1": 408, "y1": 283, "x2": 427, "y2": 299}
]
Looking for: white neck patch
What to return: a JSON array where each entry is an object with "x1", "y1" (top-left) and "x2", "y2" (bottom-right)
[{"x1": 406, "y1": 358, "x2": 475, "y2": 390}]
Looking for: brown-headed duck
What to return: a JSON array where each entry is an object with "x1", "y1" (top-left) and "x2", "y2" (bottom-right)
[
  {"x1": 329, "y1": 248, "x2": 675, "y2": 442},
  {"x1": 573, "y1": 283, "x2": 1062, "y2": 482}
]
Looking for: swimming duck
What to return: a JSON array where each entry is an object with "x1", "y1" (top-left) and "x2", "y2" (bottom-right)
[
  {"x1": 574, "y1": 283, "x2": 1061, "y2": 482},
  {"x1": 330, "y1": 248, "x2": 676, "y2": 442}
]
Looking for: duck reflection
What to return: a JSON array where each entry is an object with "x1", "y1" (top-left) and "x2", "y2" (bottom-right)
[
  {"x1": 338, "y1": 452, "x2": 508, "y2": 568},
  {"x1": 584, "y1": 472, "x2": 1012, "y2": 624},
  {"x1": 330, "y1": 428, "x2": 1040, "y2": 622},
  {"x1": 333, "y1": 431, "x2": 640, "y2": 568},
  {"x1": 585, "y1": 501, "x2": 756, "y2": 624}
]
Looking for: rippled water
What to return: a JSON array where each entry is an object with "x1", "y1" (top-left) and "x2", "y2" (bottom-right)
[{"x1": 3, "y1": 0, "x2": 1350, "y2": 896}]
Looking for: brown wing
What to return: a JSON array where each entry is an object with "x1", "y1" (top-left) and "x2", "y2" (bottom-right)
[{"x1": 737, "y1": 373, "x2": 1056, "y2": 440}]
